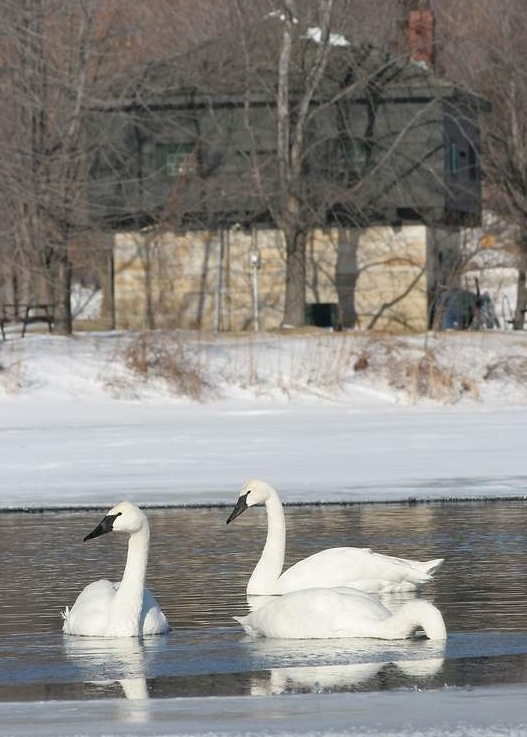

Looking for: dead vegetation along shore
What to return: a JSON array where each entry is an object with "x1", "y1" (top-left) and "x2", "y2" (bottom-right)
[{"x1": 96, "y1": 328, "x2": 527, "y2": 404}]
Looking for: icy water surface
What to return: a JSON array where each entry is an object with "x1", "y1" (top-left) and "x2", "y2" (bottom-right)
[{"x1": 1, "y1": 501, "x2": 527, "y2": 701}]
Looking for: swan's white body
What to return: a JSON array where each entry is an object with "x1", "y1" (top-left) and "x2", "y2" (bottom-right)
[
  {"x1": 235, "y1": 587, "x2": 447, "y2": 640},
  {"x1": 62, "y1": 501, "x2": 169, "y2": 637},
  {"x1": 227, "y1": 479, "x2": 444, "y2": 596}
]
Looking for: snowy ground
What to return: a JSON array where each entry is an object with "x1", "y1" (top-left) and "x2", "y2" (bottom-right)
[
  {"x1": 0, "y1": 329, "x2": 527, "y2": 509},
  {"x1": 1, "y1": 329, "x2": 527, "y2": 735},
  {"x1": 2, "y1": 686, "x2": 527, "y2": 737}
]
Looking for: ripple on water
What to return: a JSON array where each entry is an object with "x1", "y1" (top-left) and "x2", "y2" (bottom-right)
[{"x1": 0, "y1": 502, "x2": 526, "y2": 700}]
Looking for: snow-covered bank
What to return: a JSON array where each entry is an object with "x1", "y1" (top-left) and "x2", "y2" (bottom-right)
[
  {"x1": 1, "y1": 685, "x2": 526, "y2": 737},
  {"x1": 2, "y1": 330, "x2": 527, "y2": 408},
  {"x1": 0, "y1": 332, "x2": 526, "y2": 509}
]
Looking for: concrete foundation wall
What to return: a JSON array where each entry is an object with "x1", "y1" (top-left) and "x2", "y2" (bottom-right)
[{"x1": 113, "y1": 224, "x2": 432, "y2": 332}]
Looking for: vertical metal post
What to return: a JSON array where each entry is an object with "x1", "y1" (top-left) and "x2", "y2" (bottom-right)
[
  {"x1": 109, "y1": 247, "x2": 116, "y2": 330},
  {"x1": 252, "y1": 262, "x2": 259, "y2": 332},
  {"x1": 249, "y1": 228, "x2": 261, "y2": 332},
  {"x1": 214, "y1": 229, "x2": 223, "y2": 333}
]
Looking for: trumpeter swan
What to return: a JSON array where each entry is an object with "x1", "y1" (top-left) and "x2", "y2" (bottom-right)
[
  {"x1": 62, "y1": 501, "x2": 169, "y2": 637},
  {"x1": 235, "y1": 587, "x2": 447, "y2": 640},
  {"x1": 226, "y1": 479, "x2": 444, "y2": 595}
]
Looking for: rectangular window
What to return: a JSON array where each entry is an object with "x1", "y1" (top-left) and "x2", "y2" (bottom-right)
[
  {"x1": 343, "y1": 137, "x2": 368, "y2": 172},
  {"x1": 449, "y1": 141, "x2": 459, "y2": 178},
  {"x1": 468, "y1": 144, "x2": 477, "y2": 181},
  {"x1": 325, "y1": 136, "x2": 368, "y2": 179},
  {"x1": 155, "y1": 142, "x2": 195, "y2": 177}
]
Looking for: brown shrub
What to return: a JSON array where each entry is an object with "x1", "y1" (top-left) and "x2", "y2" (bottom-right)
[
  {"x1": 387, "y1": 349, "x2": 479, "y2": 403},
  {"x1": 353, "y1": 352, "x2": 369, "y2": 372},
  {"x1": 122, "y1": 332, "x2": 214, "y2": 401},
  {"x1": 484, "y1": 355, "x2": 527, "y2": 383}
]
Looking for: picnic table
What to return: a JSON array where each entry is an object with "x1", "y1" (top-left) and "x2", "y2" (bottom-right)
[{"x1": 0, "y1": 303, "x2": 55, "y2": 340}]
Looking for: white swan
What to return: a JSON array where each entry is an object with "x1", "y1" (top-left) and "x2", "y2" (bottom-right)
[
  {"x1": 235, "y1": 587, "x2": 447, "y2": 640},
  {"x1": 226, "y1": 479, "x2": 444, "y2": 595},
  {"x1": 62, "y1": 501, "x2": 169, "y2": 637}
]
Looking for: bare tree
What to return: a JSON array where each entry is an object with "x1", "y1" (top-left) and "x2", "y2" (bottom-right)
[
  {"x1": 273, "y1": 0, "x2": 334, "y2": 326},
  {"x1": 0, "y1": 0, "x2": 219, "y2": 334},
  {"x1": 0, "y1": 0, "x2": 120, "y2": 333},
  {"x1": 231, "y1": 0, "x2": 448, "y2": 328},
  {"x1": 229, "y1": 0, "x2": 397, "y2": 326},
  {"x1": 435, "y1": 0, "x2": 527, "y2": 329}
]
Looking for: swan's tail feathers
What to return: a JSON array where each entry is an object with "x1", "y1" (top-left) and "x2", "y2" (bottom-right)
[
  {"x1": 420, "y1": 558, "x2": 445, "y2": 577},
  {"x1": 61, "y1": 606, "x2": 72, "y2": 634},
  {"x1": 407, "y1": 558, "x2": 444, "y2": 579},
  {"x1": 234, "y1": 615, "x2": 258, "y2": 637}
]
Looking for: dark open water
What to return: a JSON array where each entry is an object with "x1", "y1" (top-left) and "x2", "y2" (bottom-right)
[{"x1": 1, "y1": 501, "x2": 527, "y2": 701}]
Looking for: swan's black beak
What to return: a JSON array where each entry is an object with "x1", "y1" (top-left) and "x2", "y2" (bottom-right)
[
  {"x1": 226, "y1": 493, "x2": 249, "y2": 524},
  {"x1": 83, "y1": 512, "x2": 121, "y2": 542}
]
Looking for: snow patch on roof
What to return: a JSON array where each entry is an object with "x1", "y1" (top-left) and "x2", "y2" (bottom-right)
[{"x1": 304, "y1": 26, "x2": 350, "y2": 47}]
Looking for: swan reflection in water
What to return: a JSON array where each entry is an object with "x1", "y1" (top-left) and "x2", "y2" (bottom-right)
[
  {"x1": 249, "y1": 655, "x2": 445, "y2": 695},
  {"x1": 62, "y1": 636, "x2": 163, "y2": 722}
]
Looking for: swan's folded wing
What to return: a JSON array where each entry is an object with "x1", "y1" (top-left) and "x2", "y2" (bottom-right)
[
  {"x1": 62, "y1": 580, "x2": 115, "y2": 636},
  {"x1": 278, "y1": 547, "x2": 439, "y2": 594},
  {"x1": 234, "y1": 588, "x2": 392, "y2": 639},
  {"x1": 233, "y1": 614, "x2": 258, "y2": 636},
  {"x1": 141, "y1": 588, "x2": 170, "y2": 635}
]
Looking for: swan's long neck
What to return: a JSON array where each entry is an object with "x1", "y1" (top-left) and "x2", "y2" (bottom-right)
[
  {"x1": 387, "y1": 601, "x2": 447, "y2": 641},
  {"x1": 108, "y1": 525, "x2": 149, "y2": 636},
  {"x1": 247, "y1": 490, "x2": 286, "y2": 595}
]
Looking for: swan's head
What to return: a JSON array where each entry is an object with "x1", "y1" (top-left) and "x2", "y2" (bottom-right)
[
  {"x1": 83, "y1": 501, "x2": 148, "y2": 542},
  {"x1": 226, "y1": 479, "x2": 275, "y2": 524}
]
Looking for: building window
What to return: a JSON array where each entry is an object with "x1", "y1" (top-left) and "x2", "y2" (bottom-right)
[
  {"x1": 449, "y1": 141, "x2": 459, "y2": 178},
  {"x1": 155, "y1": 142, "x2": 195, "y2": 177},
  {"x1": 325, "y1": 136, "x2": 369, "y2": 179},
  {"x1": 468, "y1": 144, "x2": 477, "y2": 181}
]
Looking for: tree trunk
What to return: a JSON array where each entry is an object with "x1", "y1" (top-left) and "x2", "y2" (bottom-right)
[
  {"x1": 143, "y1": 244, "x2": 156, "y2": 331},
  {"x1": 282, "y1": 225, "x2": 307, "y2": 327},
  {"x1": 336, "y1": 228, "x2": 359, "y2": 328},
  {"x1": 513, "y1": 268, "x2": 527, "y2": 330},
  {"x1": 52, "y1": 247, "x2": 73, "y2": 334}
]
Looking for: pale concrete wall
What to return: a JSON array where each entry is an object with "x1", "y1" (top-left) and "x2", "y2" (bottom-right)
[
  {"x1": 353, "y1": 225, "x2": 428, "y2": 332},
  {"x1": 113, "y1": 223, "x2": 431, "y2": 332}
]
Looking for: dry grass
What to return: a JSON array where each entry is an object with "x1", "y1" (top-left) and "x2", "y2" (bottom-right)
[
  {"x1": 72, "y1": 317, "x2": 114, "y2": 332},
  {"x1": 353, "y1": 351, "x2": 370, "y2": 372},
  {"x1": 2, "y1": 329, "x2": 524, "y2": 405},
  {"x1": 0, "y1": 340, "x2": 25, "y2": 394},
  {"x1": 390, "y1": 351, "x2": 478, "y2": 403},
  {"x1": 211, "y1": 331, "x2": 360, "y2": 398},
  {"x1": 354, "y1": 338, "x2": 479, "y2": 403},
  {"x1": 211, "y1": 331, "x2": 483, "y2": 403},
  {"x1": 286, "y1": 334, "x2": 356, "y2": 394},
  {"x1": 484, "y1": 355, "x2": 527, "y2": 383},
  {"x1": 121, "y1": 332, "x2": 215, "y2": 402}
]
